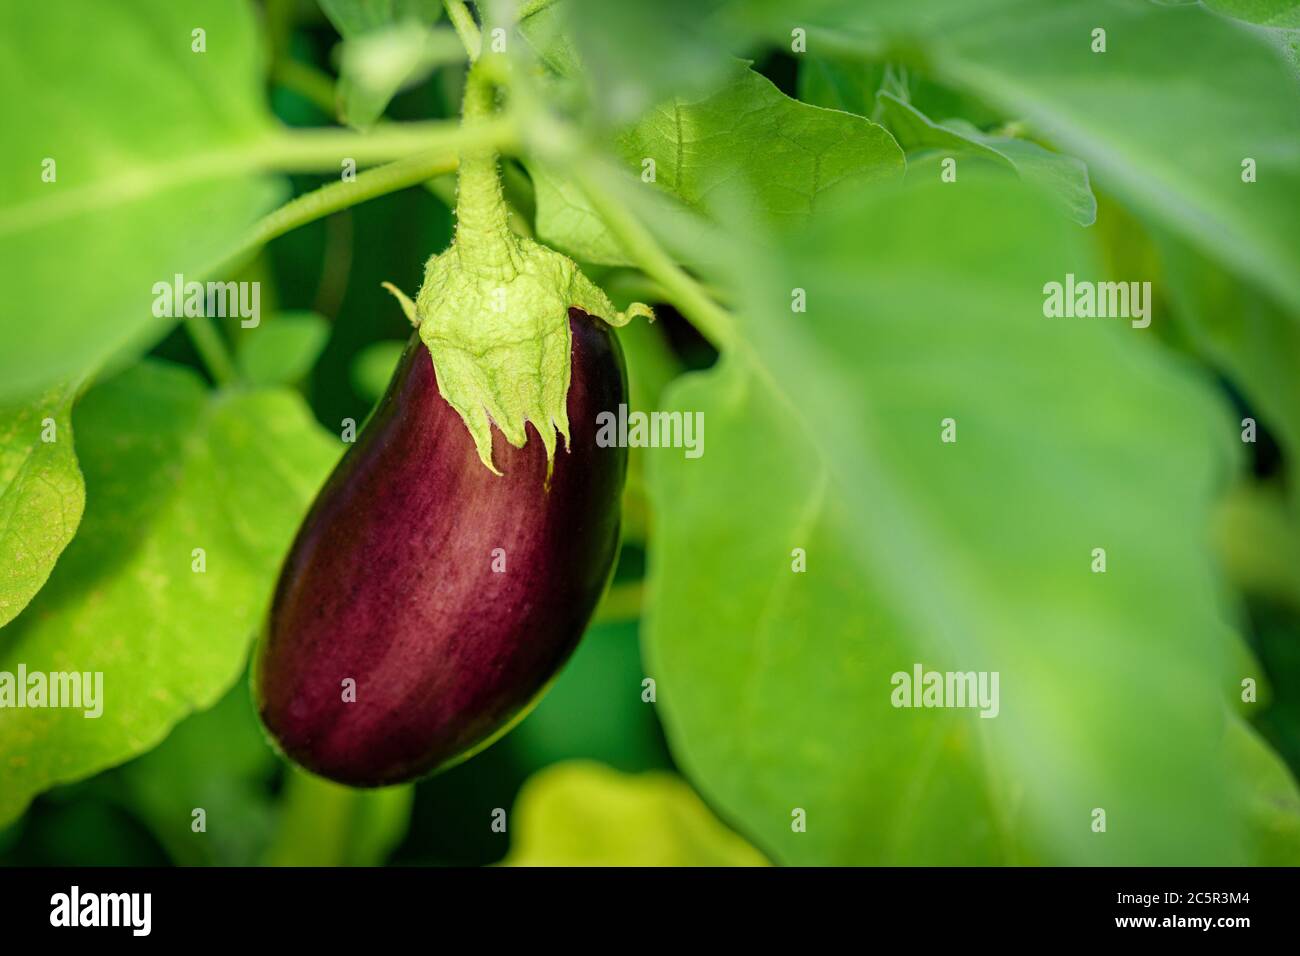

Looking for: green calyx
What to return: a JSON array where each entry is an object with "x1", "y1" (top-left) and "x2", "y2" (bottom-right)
[{"x1": 392, "y1": 61, "x2": 651, "y2": 476}]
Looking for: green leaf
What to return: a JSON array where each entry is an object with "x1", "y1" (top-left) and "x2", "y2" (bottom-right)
[
  {"x1": 645, "y1": 176, "x2": 1253, "y2": 864},
  {"x1": 876, "y1": 91, "x2": 1096, "y2": 225},
  {"x1": 797, "y1": 57, "x2": 884, "y2": 116},
  {"x1": 522, "y1": 0, "x2": 754, "y2": 123},
  {"x1": 1205, "y1": 0, "x2": 1300, "y2": 28},
  {"x1": 776, "y1": 0, "x2": 1300, "y2": 314},
  {"x1": 319, "y1": 0, "x2": 443, "y2": 36},
  {"x1": 319, "y1": 0, "x2": 447, "y2": 128},
  {"x1": 237, "y1": 311, "x2": 331, "y2": 387},
  {"x1": 0, "y1": 385, "x2": 84, "y2": 627},
  {"x1": 262, "y1": 769, "x2": 413, "y2": 866},
  {"x1": 1159, "y1": 237, "x2": 1300, "y2": 462},
  {"x1": 350, "y1": 339, "x2": 408, "y2": 403},
  {"x1": 503, "y1": 761, "x2": 768, "y2": 866},
  {"x1": 0, "y1": 0, "x2": 283, "y2": 402},
  {"x1": 531, "y1": 65, "x2": 904, "y2": 266},
  {"x1": 517, "y1": 0, "x2": 582, "y2": 78},
  {"x1": 337, "y1": 27, "x2": 462, "y2": 129},
  {"x1": 0, "y1": 361, "x2": 340, "y2": 825},
  {"x1": 1207, "y1": 0, "x2": 1300, "y2": 68}
]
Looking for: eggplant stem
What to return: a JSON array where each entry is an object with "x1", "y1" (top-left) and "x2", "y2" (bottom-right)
[{"x1": 453, "y1": 61, "x2": 520, "y2": 277}]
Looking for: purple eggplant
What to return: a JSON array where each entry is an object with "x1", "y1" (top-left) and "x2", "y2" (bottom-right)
[{"x1": 254, "y1": 308, "x2": 627, "y2": 787}]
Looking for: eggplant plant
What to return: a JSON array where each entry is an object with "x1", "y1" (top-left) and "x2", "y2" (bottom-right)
[{"x1": 255, "y1": 61, "x2": 649, "y2": 785}]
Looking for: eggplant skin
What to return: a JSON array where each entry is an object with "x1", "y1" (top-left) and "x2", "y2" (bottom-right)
[{"x1": 254, "y1": 308, "x2": 627, "y2": 787}]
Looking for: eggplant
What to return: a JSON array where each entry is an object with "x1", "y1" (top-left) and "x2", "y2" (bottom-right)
[{"x1": 254, "y1": 308, "x2": 627, "y2": 787}]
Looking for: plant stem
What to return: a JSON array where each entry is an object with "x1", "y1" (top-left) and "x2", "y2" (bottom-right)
[
  {"x1": 255, "y1": 119, "x2": 504, "y2": 172},
  {"x1": 444, "y1": 0, "x2": 482, "y2": 60},
  {"x1": 453, "y1": 62, "x2": 518, "y2": 274},
  {"x1": 184, "y1": 316, "x2": 238, "y2": 387},
  {"x1": 218, "y1": 149, "x2": 463, "y2": 273},
  {"x1": 569, "y1": 162, "x2": 738, "y2": 350},
  {"x1": 0, "y1": 120, "x2": 505, "y2": 241}
]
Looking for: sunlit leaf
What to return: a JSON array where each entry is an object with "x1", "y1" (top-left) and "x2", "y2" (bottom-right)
[
  {"x1": 0, "y1": 361, "x2": 339, "y2": 825},
  {"x1": 0, "y1": 384, "x2": 84, "y2": 627},
  {"x1": 504, "y1": 761, "x2": 768, "y2": 866},
  {"x1": 532, "y1": 65, "x2": 903, "y2": 265}
]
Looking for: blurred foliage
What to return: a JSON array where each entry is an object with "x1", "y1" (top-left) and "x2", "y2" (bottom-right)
[
  {"x1": 238, "y1": 310, "x2": 332, "y2": 386},
  {"x1": 0, "y1": 0, "x2": 283, "y2": 400},
  {"x1": 875, "y1": 92, "x2": 1096, "y2": 225},
  {"x1": 351, "y1": 338, "x2": 409, "y2": 403},
  {"x1": 318, "y1": 0, "x2": 449, "y2": 127},
  {"x1": 503, "y1": 761, "x2": 768, "y2": 866},
  {"x1": 646, "y1": 175, "x2": 1254, "y2": 864},
  {"x1": 508, "y1": 620, "x2": 670, "y2": 774},
  {"x1": 263, "y1": 770, "x2": 413, "y2": 866},
  {"x1": 99, "y1": 675, "x2": 279, "y2": 867}
]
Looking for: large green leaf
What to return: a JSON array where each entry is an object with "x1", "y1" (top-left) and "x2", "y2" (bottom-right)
[
  {"x1": 0, "y1": 385, "x2": 84, "y2": 627},
  {"x1": 531, "y1": 65, "x2": 904, "y2": 265},
  {"x1": 0, "y1": 0, "x2": 282, "y2": 402},
  {"x1": 643, "y1": 175, "x2": 1268, "y2": 865},
  {"x1": 503, "y1": 761, "x2": 768, "y2": 866},
  {"x1": 0, "y1": 361, "x2": 339, "y2": 825},
  {"x1": 749, "y1": 0, "x2": 1300, "y2": 315}
]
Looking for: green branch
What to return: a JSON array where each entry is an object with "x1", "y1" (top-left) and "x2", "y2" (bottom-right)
[
  {"x1": 253, "y1": 119, "x2": 505, "y2": 172},
  {"x1": 568, "y1": 161, "x2": 738, "y2": 351},
  {"x1": 213, "y1": 113, "x2": 515, "y2": 274},
  {"x1": 444, "y1": 0, "x2": 482, "y2": 60},
  {"x1": 218, "y1": 149, "x2": 464, "y2": 273}
]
